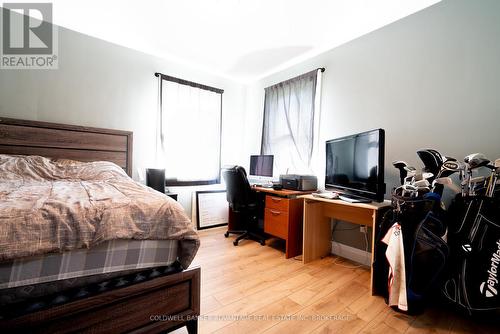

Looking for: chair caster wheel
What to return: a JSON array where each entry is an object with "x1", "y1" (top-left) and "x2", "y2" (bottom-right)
[
  {"x1": 224, "y1": 232, "x2": 229, "y2": 238},
  {"x1": 233, "y1": 240, "x2": 238, "y2": 246}
]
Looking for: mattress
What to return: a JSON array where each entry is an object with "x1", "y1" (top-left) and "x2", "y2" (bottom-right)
[
  {"x1": 0, "y1": 155, "x2": 199, "y2": 269},
  {"x1": 0, "y1": 239, "x2": 178, "y2": 290}
]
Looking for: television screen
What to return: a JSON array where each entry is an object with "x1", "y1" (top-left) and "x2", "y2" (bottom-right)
[
  {"x1": 249, "y1": 155, "x2": 274, "y2": 177},
  {"x1": 325, "y1": 129, "x2": 385, "y2": 201}
]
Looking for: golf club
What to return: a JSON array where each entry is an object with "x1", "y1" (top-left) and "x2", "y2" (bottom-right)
[
  {"x1": 436, "y1": 160, "x2": 461, "y2": 179},
  {"x1": 469, "y1": 175, "x2": 486, "y2": 196},
  {"x1": 486, "y1": 159, "x2": 500, "y2": 197},
  {"x1": 463, "y1": 153, "x2": 490, "y2": 197},
  {"x1": 393, "y1": 161, "x2": 409, "y2": 186},
  {"x1": 417, "y1": 149, "x2": 443, "y2": 182},
  {"x1": 402, "y1": 184, "x2": 418, "y2": 197},
  {"x1": 414, "y1": 179, "x2": 430, "y2": 188}
]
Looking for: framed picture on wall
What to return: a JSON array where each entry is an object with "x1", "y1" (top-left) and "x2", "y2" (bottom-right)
[{"x1": 194, "y1": 190, "x2": 228, "y2": 230}]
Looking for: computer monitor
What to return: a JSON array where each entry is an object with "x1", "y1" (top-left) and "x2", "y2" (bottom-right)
[{"x1": 249, "y1": 155, "x2": 274, "y2": 177}]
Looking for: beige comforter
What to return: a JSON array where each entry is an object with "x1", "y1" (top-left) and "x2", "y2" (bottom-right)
[{"x1": 0, "y1": 155, "x2": 199, "y2": 269}]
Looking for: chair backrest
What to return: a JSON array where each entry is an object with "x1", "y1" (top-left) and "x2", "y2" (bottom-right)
[{"x1": 222, "y1": 166, "x2": 255, "y2": 211}]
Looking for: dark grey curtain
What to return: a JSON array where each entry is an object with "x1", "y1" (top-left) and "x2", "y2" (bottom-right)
[{"x1": 261, "y1": 69, "x2": 319, "y2": 174}]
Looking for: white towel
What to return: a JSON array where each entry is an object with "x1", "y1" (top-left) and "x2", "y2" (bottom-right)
[{"x1": 382, "y1": 222, "x2": 408, "y2": 311}]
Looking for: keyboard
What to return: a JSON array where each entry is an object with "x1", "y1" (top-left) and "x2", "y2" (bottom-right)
[
  {"x1": 312, "y1": 192, "x2": 339, "y2": 199},
  {"x1": 251, "y1": 183, "x2": 273, "y2": 188},
  {"x1": 338, "y1": 194, "x2": 372, "y2": 203}
]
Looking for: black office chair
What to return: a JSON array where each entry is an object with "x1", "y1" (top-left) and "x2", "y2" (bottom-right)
[{"x1": 222, "y1": 166, "x2": 267, "y2": 246}]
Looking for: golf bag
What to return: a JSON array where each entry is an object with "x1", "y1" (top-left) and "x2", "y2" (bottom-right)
[
  {"x1": 442, "y1": 194, "x2": 500, "y2": 315},
  {"x1": 375, "y1": 191, "x2": 449, "y2": 314}
]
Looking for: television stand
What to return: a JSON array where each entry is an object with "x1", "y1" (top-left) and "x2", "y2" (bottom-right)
[{"x1": 338, "y1": 193, "x2": 372, "y2": 203}]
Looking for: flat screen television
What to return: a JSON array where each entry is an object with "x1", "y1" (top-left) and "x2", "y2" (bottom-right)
[{"x1": 325, "y1": 129, "x2": 385, "y2": 202}]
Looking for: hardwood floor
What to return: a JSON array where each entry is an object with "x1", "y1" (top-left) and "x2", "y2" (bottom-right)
[{"x1": 173, "y1": 227, "x2": 497, "y2": 334}]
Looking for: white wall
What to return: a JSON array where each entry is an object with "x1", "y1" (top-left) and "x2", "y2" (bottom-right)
[
  {"x1": 0, "y1": 23, "x2": 247, "y2": 214},
  {"x1": 241, "y1": 0, "x2": 500, "y2": 250},
  {"x1": 244, "y1": 0, "x2": 500, "y2": 193}
]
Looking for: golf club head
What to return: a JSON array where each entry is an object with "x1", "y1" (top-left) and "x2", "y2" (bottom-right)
[
  {"x1": 457, "y1": 161, "x2": 466, "y2": 178},
  {"x1": 392, "y1": 161, "x2": 408, "y2": 185},
  {"x1": 393, "y1": 161, "x2": 407, "y2": 169},
  {"x1": 413, "y1": 170, "x2": 423, "y2": 182},
  {"x1": 464, "y1": 153, "x2": 490, "y2": 169},
  {"x1": 439, "y1": 160, "x2": 461, "y2": 178},
  {"x1": 403, "y1": 184, "x2": 417, "y2": 191},
  {"x1": 414, "y1": 179, "x2": 430, "y2": 188},
  {"x1": 404, "y1": 170, "x2": 417, "y2": 185},
  {"x1": 470, "y1": 176, "x2": 486, "y2": 184},
  {"x1": 422, "y1": 172, "x2": 434, "y2": 180},
  {"x1": 442, "y1": 160, "x2": 460, "y2": 171},
  {"x1": 417, "y1": 149, "x2": 443, "y2": 177},
  {"x1": 402, "y1": 184, "x2": 417, "y2": 197}
]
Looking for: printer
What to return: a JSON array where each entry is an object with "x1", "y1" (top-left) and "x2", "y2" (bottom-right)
[{"x1": 279, "y1": 174, "x2": 318, "y2": 191}]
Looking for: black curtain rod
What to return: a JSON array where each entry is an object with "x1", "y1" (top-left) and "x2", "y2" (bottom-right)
[
  {"x1": 154, "y1": 72, "x2": 224, "y2": 94},
  {"x1": 265, "y1": 67, "x2": 325, "y2": 90}
]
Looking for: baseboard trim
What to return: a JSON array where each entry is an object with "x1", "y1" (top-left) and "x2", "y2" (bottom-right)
[{"x1": 331, "y1": 241, "x2": 371, "y2": 266}]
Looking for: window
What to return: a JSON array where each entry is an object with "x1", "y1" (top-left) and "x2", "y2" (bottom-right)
[
  {"x1": 156, "y1": 73, "x2": 223, "y2": 186},
  {"x1": 261, "y1": 69, "x2": 323, "y2": 174}
]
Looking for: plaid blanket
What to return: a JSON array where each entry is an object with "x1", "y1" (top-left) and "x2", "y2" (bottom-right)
[{"x1": 0, "y1": 155, "x2": 199, "y2": 269}]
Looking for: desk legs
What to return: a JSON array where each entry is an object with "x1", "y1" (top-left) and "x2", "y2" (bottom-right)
[
  {"x1": 302, "y1": 201, "x2": 331, "y2": 263},
  {"x1": 302, "y1": 199, "x2": 380, "y2": 295},
  {"x1": 370, "y1": 211, "x2": 378, "y2": 295}
]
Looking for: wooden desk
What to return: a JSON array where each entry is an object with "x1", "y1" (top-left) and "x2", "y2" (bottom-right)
[
  {"x1": 252, "y1": 186, "x2": 313, "y2": 258},
  {"x1": 300, "y1": 194, "x2": 391, "y2": 294}
]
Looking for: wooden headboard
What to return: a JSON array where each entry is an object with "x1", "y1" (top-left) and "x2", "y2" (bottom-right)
[{"x1": 0, "y1": 117, "x2": 133, "y2": 176}]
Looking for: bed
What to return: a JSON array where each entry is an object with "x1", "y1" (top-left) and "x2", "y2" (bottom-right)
[{"x1": 0, "y1": 117, "x2": 201, "y2": 333}]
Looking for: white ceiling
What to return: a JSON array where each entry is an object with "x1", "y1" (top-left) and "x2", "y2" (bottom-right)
[{"x1": 11, "y1": 0, "x2": 440, "y2": 82}]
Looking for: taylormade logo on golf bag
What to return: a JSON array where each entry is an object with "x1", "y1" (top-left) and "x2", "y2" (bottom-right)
[{"x1": 479, "y1": 239, "x2": 500, "y2": 298}]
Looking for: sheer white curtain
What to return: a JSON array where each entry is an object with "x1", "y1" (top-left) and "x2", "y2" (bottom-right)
[
  {"x1": 261, "y1": 69, "x2": 322, "y2": 175},
  {"x1": 157, "y1": 78, "x2": 222, "y2": 185}
]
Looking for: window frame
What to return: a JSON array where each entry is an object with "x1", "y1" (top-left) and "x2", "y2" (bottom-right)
[{"x1": 155, "y1": 72, "x2": 224, "y2": 187}]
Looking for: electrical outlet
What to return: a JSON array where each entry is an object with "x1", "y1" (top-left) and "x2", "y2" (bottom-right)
[{"x1": 360, "y1": 226, "x2": 367, "y2": 233}]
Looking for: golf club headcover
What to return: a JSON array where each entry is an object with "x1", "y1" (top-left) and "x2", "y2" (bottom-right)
[{"x1": 417, "y1": 149, "x2": 443, "y2": 177}]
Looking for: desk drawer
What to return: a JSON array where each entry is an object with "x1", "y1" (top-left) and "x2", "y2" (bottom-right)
[
  {"x1": 266, "y1": 195, "x2": 289, "y2": 211},
  {"x1": 264, "y1": 208, "x2": 288, "y2": 239}
]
